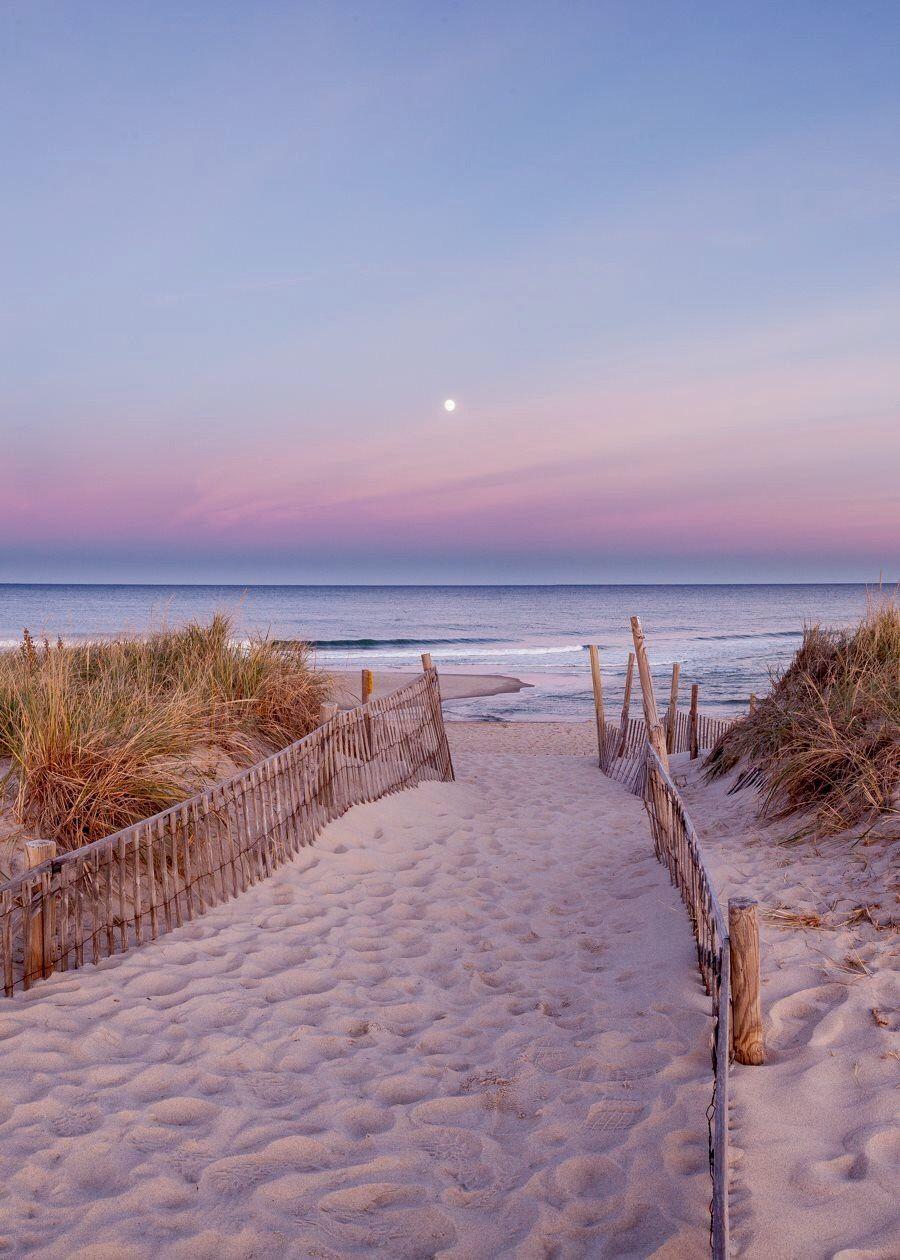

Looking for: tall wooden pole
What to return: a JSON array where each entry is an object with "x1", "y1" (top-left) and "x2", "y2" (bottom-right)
[
  {"x1": 630, "y1": 617, "x2": 669, "y2": 771},
  {"x1": 587, "y1": 644, "x2": 606, "y2": 766},
  {"x1": 689, "y1": 683, "x2": 700, "y2": 760},
  {"x1": 729, "y1": 897, "x2": 765, "y2": 1065},
  {"x1": 617, "y1": 652, "x2": 635, "y2": 756},
  {"x1": 361, "y1": 668, "x2": 374, "y2": 705},
  {"x1": 25, "y1": 839, "x2": 56, "y2": 982},
  {"x1": 421, "y1": 652, "x2": 433, "y2": 671},
  {"x1": 666, "y1": 662, "x2": 681, "y2": 754}
]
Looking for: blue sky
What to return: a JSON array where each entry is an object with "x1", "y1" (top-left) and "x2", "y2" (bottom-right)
[{"x1": 1, "y1": 2, "x2": 898, "y2": 582}]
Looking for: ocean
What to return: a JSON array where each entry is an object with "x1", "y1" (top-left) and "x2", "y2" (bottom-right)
[
  {"x1": 0, "y1": 583, "x2": 873, "y2": 721},
  {"x1": 0, "y1": 579, "x2": 867, "y2": 720}
]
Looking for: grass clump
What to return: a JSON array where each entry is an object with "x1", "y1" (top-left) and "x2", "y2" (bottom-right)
[
  {"x1": 705, "y1": 594, "x2": 900, "y2": 835},
  {"x1": 0, "y1": 615, "x2": 330, "y2": 851}
]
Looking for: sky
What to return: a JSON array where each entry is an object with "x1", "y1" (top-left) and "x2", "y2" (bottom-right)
[{"x1": 1, "y1": 1, "x2": 898, "y2": 584}]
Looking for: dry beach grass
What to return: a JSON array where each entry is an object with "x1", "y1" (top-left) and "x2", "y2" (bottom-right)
[
  {"x1": 705, "y1": 594, "x2": 900, "y2": 837},
  {"x1": 0, "y1": 616, "x2": 329, "y2": 859}
]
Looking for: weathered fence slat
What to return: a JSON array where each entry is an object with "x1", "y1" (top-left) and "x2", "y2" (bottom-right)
[
  {"x1": 0, "y1": 670, "x2": 452, "y2": 999},
  {"x1": 593, "y1": 632, "x2": 736, "y2": 1260}
]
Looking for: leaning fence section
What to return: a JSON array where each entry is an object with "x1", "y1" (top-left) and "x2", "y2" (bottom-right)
[
  {"x1": 598, "y1": 715, "x2": 649, "y2": 794},
  {"x1": 667, "y1": 706, "x2": 733, "y2": 757},
  {"x1": 598, "y1": 705, "x2": 733, "y2": 796},
  {"x1": 0, "y1": 669, "x2": 453, "y2": 997}
]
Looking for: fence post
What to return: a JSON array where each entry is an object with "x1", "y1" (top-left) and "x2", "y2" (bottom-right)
[
  {"x1": 666, "y1": 662, "x2": 681, "y2": 753},
  {"x1": 728, "y1": 897, "x2": 765, "y2": 1065},
  {"x1": 630, "y1": 617, "x2": 669, "y2": 771},
  {"x1": 689, "y1": 683, "x2": 700, "y2": 760},
  {"x1": 25, "y1": 839, "x2": 57, "y2": 982},
  {"x1": 749, "y1": 693, "x2": 757, "y2": 716},
  {"x1": 360, "y1": 669, "x2": 375, "y2": 761},
  {"x1": 319, "y1": 703, "x2": 338, "y2": 724},
  {"x1": 587, "y1": 644, "x2": 606, "y2": 766},
  {"x1": 421, "y1": 652, "x2": 433, "y2": 671},
  {"x1": 617, "y1": 651, "x2": 635, "y2": 756}
]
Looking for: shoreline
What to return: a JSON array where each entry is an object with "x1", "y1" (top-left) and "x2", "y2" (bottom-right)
[{"x1": 328, "y1": 668, "x2": 531, "y2": 707}]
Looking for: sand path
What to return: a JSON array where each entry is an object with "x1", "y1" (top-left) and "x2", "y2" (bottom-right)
[{"x1": 0, "y1": 750, "x2": 713, "y2": 1259}]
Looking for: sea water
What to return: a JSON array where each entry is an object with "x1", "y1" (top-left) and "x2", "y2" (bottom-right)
[{"x1": 0, "y1": 583, "x2": 873, "y2": 720}]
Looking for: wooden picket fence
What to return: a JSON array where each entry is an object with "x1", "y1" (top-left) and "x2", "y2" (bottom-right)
[
  {"x1": 599, "y1": 709, "x2": 732, "y2": 1258},
  {"x1": 643, "y1": 747, "x2": 730, "y2": 1258},
  {"x1": 0, "y1": 669, "x2": 453, "y2": 997},
  {"x1": 589, "y1": 631, "x2": 742, "y2": 1260},
  {"x1": 667, "y1": 706, "x2": 734, "y2": 756},
  {"x1": 599, "y1": 714, "x2": 651, "y2": 794},
  {"x1": 599, "y1": 705, "x2": 734, "y2": 795}
]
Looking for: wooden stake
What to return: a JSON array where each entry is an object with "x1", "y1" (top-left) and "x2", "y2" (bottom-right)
[
  {"x1": 666, "y1": 662, "x2": 681, "y2": 753},
  {"x1": 587, "y1": 644, "x2": 606, "y2": 766},
  {"x1": 749, "y1": 693, "x2": 757, "y2": 716},
  {"x1": 618, "y1": 652, "x2": 635, "y2": 756},
  {"x1": 689, "y1": 683, "x2": 700, "y2": 760},
  {"x1": 630, "y1": 617, "x2": 669, "y2": 771},
  {"x1": 728, "y1": 897, "x2": 765, "y2": 1065},
  {"x1": 25, "y1": 839, "x2": 57, "y2": 982},
  {"x1": 421, "y1": 652, "x2": 433, "y2": 671},
  {"x1": 361, "y1": 669, "x2": 374, "y2": 705},
  {"x1": 319, "y1": 702, "x2": 338, "y2": 724}
]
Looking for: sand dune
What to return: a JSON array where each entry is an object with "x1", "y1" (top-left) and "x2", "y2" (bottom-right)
[
  {"x1": 0, "y1": 743, "x2": 712, "y2": 1258},
  {"x1": 676, "y1": 754, "x2": 898, "y2": 1260}
]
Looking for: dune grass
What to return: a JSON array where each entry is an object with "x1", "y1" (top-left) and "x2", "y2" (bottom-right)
[
  {"x1": 704, "y1": 594, "x2": 900, "y2": 836},
  {"x1": 0, "y1": 616, "x2": 330, "y2": 851}
]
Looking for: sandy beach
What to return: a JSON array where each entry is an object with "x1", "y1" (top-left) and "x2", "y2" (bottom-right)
[
  {"x1": 0, "y1": 726, "x2": 714, "y2": 1258},
  {"x1": 0, "y1": 709, "x2": 896, "y2": 1258},
  {"x1": 676, "y1": 754, "x2": 899, "y2": 1260}
]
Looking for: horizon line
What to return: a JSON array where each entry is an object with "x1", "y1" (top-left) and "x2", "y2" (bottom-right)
[{"x1": 0, "y1": 580, "x2": 893, "y2": 590}]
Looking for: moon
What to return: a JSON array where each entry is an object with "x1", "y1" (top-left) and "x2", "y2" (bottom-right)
[{"x1": 444, "y1": 398, "x2": 456, "y2": 412}]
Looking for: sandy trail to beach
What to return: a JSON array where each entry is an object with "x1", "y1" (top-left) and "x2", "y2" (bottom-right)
[{"x1": 0, "y1": 744, "x2": 712, "y2": 1259}]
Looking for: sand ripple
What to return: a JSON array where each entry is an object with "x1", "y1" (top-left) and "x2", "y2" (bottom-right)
[{"x1": 0, "y1": 749, "x2": 712, "y2": 1257}]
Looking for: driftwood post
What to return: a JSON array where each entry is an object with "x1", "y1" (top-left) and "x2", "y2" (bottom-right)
[
  {"x1": 666, "y1": 662, "x2": 681, "y2": 753},
  {"x1": 729, "y1": 897, "x2": 765, "y2": 1065},
  {"x1": 689, "y1": 683, "x2": 700, "y2": 760},
  {"x1": 25, "y1": 839, "x2": 57, "y2": 982},
  {"x1": 587, "y1": 644, "x2": 606, "y2": 766},
  {"x1": 421, "y1": 652, "x2": 433, "y2": 671},
  {"x1": 630, "y1": 617, "x2": 669, "y2": 771},
  {"x1": 617, "y1": 651, "x2": 635, "y2": 756}
]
